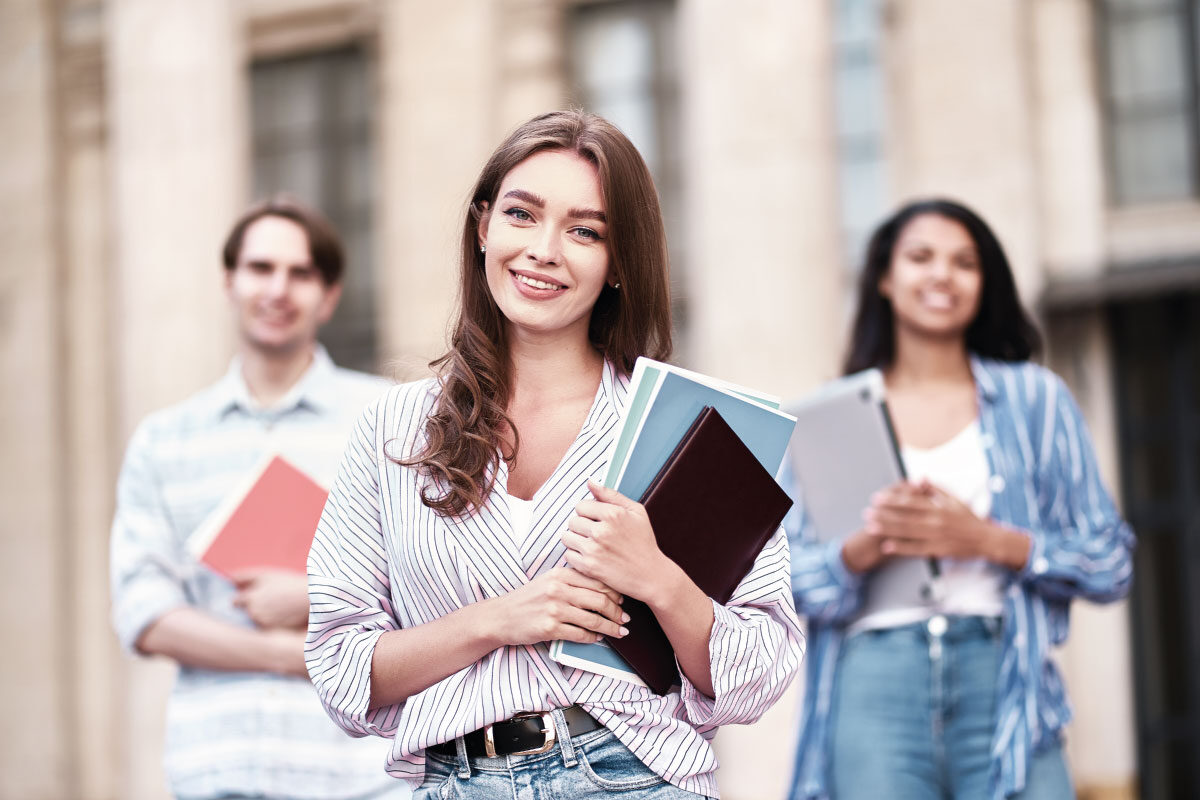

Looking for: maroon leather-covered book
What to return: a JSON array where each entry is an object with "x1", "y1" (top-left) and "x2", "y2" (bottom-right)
[{"x1": 606, "y1": 406, "x2": 794, "y2": 695}]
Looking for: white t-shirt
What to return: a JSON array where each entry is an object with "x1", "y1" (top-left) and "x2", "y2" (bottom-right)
[{"x1": 848, "y1": 419, "x2": 1006, "y2": 634}]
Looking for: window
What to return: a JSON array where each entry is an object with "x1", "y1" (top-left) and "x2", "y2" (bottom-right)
[
  {"x1": 834, "y1": 0, "x2": 890, "y2": 269},
  {"x1": 251, "y1": 47, "x2": 378, "y2": 371},
  {"x1": 1101, "y1": 0, "x2": 1199, "y2": 204},
  {"x1": 568, "y1": 0, "x2": 686, "y2": 341}
]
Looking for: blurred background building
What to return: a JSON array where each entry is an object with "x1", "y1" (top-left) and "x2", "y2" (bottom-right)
[{"x1": 2, "y1": 0, "x2": 1198, "y2": 797}]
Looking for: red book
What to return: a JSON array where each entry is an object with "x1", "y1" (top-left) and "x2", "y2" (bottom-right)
[{"x1": 187, "y1": 454, "x2": 329, "y2": 577}]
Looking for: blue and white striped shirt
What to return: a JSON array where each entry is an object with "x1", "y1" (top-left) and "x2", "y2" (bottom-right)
[
  {"x1": 782, "y1": 357, "x2": 1135, "y2": 800},
  {"x1": 305, "y1": 360, "x2": 805, "y2": 797},
  {"x1": 110, "y1": 347, "x2": 405, "y2": 800}
]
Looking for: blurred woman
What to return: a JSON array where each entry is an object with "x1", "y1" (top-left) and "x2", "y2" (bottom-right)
[
  {"x1": 783, "y1": 198, "x2": 1134, "y2": 800},
  {"x1": 306, "y1": 110, "x2": 803, "y2": 800}
]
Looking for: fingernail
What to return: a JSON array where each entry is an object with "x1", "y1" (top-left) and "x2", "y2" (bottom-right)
[
  {"x1": 616, "y1": 596, "x2": 624, "y2": 604},
  {"x1": 621, "y1": 612, "x2": 630, "y2": 624},
  {"x1": 618, "y1": 626, "x2": 629, "y2": 637}
]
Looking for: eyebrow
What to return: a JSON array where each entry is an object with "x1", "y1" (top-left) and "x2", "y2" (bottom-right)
[{"x1": 502, "y1": 189, "x2": 606, "y2": 224}]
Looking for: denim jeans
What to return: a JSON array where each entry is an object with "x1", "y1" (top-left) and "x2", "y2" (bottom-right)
[
  {"x1": 830, "y1": 616, "x2": 1074, "y2": 800},
  {"x1": 204, "y1": 781, "x2": 412, "y2": 800},
  {"x1": 415, "y1": 711, "x2": 709, "y2": 799}
]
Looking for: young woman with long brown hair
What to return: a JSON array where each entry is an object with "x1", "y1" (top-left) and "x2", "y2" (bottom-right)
[{"x1": 305, "y1": 110, "x2": 803, "y2": 799}]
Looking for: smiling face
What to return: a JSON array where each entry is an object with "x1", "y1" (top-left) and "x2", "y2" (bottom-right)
[
  {"x1": 879, "y1": 212, "x2": 983, "y2": 342},
  {"x1": 477, "y1": 148, "x2": 611, "y2": 346},
  {"x1": 225, "y1": 215, "x2": 342, "y2": 356}
]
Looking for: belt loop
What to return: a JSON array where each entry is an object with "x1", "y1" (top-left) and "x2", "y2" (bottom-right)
[
  {"x1": 454, "y1": 736, "x2": 472, "y2": 779},
  {"x1": 551, "y1": 707, "x2": 578, "y2": 768}
]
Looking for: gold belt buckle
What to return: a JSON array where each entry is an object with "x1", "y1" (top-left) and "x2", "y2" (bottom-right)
[{"x1": 484, "y1": 711, "x2": 557, "y2": 758}]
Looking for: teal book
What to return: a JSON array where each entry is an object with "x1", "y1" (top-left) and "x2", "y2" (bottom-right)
[{"x1": 613, "y1": 371, "x2": 796, "y2": 501}]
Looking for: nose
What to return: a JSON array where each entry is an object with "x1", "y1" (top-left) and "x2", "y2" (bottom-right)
[
  {"x1": 266, "y1": 267, "x2": 290, "y2": 298},
  {"x1": 526, "y1": 226, "x2": 561, "y2": 266},
  {"x1": 930, "y1": 257, "x2": 953, "y2": 281}
]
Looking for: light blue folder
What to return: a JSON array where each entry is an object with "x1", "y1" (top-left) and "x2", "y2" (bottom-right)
[{"x1": 615, "y1": 371, "x2": 796, "y2": 501}]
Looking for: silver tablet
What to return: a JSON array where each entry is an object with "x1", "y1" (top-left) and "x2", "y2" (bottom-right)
[{"x1": 786, "y1": 369, "x2": 935, "y2": 617}]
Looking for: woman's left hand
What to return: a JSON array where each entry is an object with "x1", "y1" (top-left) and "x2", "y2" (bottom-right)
[
  {"x1": 864, "y1": 480, "x2": 1030, "y2": 569},
  {"x1": 563, "y1": 480, "x2": 673, "y2": 604}
]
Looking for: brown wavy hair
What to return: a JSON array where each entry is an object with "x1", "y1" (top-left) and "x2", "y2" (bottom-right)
[{"x1": 398, "y1": 110, "x2": 673, "y2": 518}]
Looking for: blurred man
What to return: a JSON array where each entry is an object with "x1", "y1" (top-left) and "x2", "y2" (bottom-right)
[{"x1": 110, "y1": 196, "x2": 407, "y2": 800}]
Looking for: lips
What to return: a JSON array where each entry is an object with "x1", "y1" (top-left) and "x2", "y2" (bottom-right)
[
  {"x1": 510, "y1": 269, "x2": 567, "y2": 293},
  {"x1": 918, "y1": 290, "x2": 955, "y2": 310}
]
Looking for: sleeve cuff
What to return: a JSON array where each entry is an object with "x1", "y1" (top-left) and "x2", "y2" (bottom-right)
[
  {"x1": 825, "y1": 539, "x2": 864, "y2": 591},
  {"x1": 112, "y1": 581, "x2": 188, "y2": 654},
  {"x1": 677, "y1": 600, "x2": 741, "y2": 727},
  {"x1": 310, "y1": 627, "x2": 401, "y2": 738},
  {"x1": 1016, "y1": 528, "x2": 1050, "y2": 581}
]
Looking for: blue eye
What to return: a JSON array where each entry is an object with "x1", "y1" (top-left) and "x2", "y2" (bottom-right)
[
  {"x1": 573, "y1": 227, "x2": 600, "y2": 241},
  {"x1": 504, "y1": 208, "x2": 532, "y2": 221}
]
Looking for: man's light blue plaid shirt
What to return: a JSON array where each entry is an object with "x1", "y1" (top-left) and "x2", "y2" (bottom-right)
[
  {"x1": 110, "y1": 347, "x2": 404, "y2": 800},
  {"x1": 782, "y1": 357, "x2": 1135, "y2": 800}
]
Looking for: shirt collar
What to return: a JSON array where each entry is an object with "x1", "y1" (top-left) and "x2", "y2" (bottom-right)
[
  {"x1": 209, "y1": 344, "x2": 339, "y2": 421},
  {"x1": 969, "y1": 354, "x2": 1001, "y2": 405}
]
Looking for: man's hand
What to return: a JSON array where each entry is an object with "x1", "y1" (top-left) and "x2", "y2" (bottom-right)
[{"x1": 231, "y1": 569, "x2": 310, "y2": 630}]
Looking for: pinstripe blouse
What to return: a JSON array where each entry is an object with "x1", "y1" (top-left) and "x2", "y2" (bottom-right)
[
  {"x1": 782, "y1": 357, "x2": 1135, "y2": 800},
  {"x1": 306, "y1": 360, "x2": 805, "y2": 797}
]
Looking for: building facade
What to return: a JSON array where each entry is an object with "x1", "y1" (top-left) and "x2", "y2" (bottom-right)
[{"x1": 3, "y1": 0, "x2": 1195, "y2": 798}]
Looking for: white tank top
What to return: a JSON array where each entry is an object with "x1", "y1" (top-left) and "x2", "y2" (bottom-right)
[{"x1": 847, "y1": 420, "x2": 1006, "y2": 635}]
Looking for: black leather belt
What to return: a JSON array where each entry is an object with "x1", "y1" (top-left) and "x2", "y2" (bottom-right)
[{"x1": 429, "y1": 706, "x2": 601, "y2": 759}]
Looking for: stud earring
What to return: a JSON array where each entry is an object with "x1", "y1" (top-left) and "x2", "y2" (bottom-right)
[
  {"x1": 612, "y1": 282, "x2": 621, "y2": 290},
  {"x1": 480, "y1": 244, "x2": 486, "y2": 253}
]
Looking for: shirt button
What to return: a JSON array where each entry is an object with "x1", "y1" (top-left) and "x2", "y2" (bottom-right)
[
  {"x1": 1032, "y1": 557, "x2": 1049, "y2": 575},
  {"x1": 988, "y1": 475, "x2": 1006, "y2": 493},
  {"x1": 927, "y1": 615, "x2": 948, "y2": 637}
]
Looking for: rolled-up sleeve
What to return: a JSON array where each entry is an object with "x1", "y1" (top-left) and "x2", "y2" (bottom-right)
[
  {"x1": 306, "y1": 401, "x2": 403, "y2": 738},
  {"x1": 779, "y1": 457, "x2": 865, "y2": 624},
  {"x1": 110, "y1": 422, "x2": 189, "y2": 652},
  {"x1": 1020, "y1": 374, "x2": 1135, "y2": 604},
  {"x1": 678, "y1": 527, "x2": 804, "y2": 730}
]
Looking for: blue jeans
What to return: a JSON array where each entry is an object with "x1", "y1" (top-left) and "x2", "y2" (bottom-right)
[
  {"x1": 415, "y1": 713, "x2": 709, "y2": 799},
  {"x1": 830, "y1": 616, "x2": 1074, "y2": 800}
]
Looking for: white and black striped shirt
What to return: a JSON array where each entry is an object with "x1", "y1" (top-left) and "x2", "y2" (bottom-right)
[{"x1": 306, "y1": 360, "x2": 804, "y2": 797}]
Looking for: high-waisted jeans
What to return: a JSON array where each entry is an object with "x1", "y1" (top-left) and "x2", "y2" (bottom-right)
[
  {"x1": 415, "y1": 711, "x2": 709, "y2": 800},
  {"x1": 830, "y1": 615, "x2": 1074, "y2": 800}
]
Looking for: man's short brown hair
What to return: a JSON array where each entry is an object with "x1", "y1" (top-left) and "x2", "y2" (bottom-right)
[{"x1": 221, "y1": 194, "x2": 345, "y2": 286}]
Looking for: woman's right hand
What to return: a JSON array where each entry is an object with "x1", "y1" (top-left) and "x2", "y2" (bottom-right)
[{"x1": 486, "y1": 567, "x2": 629, "y2": 646}]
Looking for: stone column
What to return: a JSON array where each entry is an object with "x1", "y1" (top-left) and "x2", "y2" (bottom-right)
[
  {"x1": 885, "y1": 0, "x2": 1042, "y2": 297},
  {"x1": 107, "y1": 1, "x2": 244, "y2": 795},
  {"x1": 680, "y1": 0, "x2": 843, "y2": 404},
  {"x1": 0, "y1": 1, "x2": 71, "y2": 796},
  {"x1": 58, "y1": 3, "x2": 126, "y2": 795},
  {"x1": 1032, "y1": 0, "x2": 1106, "y2": 278},
  {"x1": 376, "y1": 0, "x2": 499, "y2": 375},
  {"x1": 678, "y1": 2, "x2": 840, "y2": 796}
]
